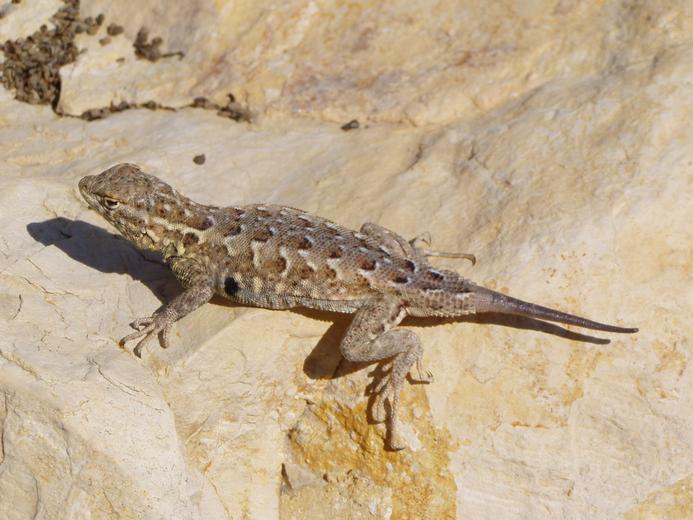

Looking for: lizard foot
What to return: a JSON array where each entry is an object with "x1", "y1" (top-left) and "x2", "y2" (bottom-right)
[
  {"x1": 372, "y1": 360, "x2": 432, "y2": 450},
  {"x1": 119, "y1": 314, "x2": 174, "y2": 357},
  {"x1": 372, "y1": 361, "x2": 431, "y2": 425},
  {"x1": 409, "y1": 233, "x2": 476, "y2": 264},
  {"x1": 371, "y1": 380, "x2": 406, "y2": 450},
  {"x1": 409, "y1": 231, "x2": 432, "y2": 248},
  {"x1": 411, "y1": 358, "x2": 434, "y2": 384},
  {"x1": 372, "y1": 376, "x2": 395, "y2": 424}
]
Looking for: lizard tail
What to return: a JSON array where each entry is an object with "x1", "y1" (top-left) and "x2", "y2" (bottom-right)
[{"x1": 469, "y1": 285, "x2": 638, "y2": 333}]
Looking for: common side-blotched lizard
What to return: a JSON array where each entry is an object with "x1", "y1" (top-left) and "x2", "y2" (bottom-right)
[{"x1": 79, "y1": 163, "x2": 637, "y2": 449}]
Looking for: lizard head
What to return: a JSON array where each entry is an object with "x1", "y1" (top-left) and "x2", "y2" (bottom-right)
[{"x1": 79, "y1": 163, "x2": 183, "y2": 252}]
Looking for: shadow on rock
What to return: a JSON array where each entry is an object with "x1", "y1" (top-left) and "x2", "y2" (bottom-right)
[
  {"x1": 26, "y1": 217, "x2": 181, "y2": 305},
  {"x1": 297, "y1": 304, "x2": 610, "y2": 384}
]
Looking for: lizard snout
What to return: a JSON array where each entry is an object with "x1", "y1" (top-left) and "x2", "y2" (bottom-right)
[{"x1": 78, "y1": 175, "x2": 94, "y2": 193}]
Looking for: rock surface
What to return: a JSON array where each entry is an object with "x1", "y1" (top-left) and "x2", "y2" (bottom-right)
[{"x1": 0, "y1": 1, "x2": 691, "y2": 518}]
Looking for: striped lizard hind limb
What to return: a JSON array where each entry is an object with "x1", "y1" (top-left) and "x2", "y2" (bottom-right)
[{"x1": 79, "y1": 163, "x2": 638, "y2": 450}]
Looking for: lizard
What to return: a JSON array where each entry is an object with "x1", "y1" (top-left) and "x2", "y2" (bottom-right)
[{"x1": 78, "y1": 163, "x2": 638, "y2": 450}]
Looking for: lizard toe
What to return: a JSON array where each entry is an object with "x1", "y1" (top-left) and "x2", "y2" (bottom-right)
[
  {"x1": 372, "y1": 392, "x2": 387, "y2": 423},
  {"x1": 133, "y1": 337, "x2": 151, "y2": 358},
  {"x1": 411, "y1": 360, "x2": 434, "y2": 384},
  {"x1": 373, "y1": 374, "x2": 390, "y2": 395},
  {"x1": 119, "y1": 328, "x2": 149, "y2": 347},
  {"x1": 159, "y1": 322, "x2": 173, "y2": 349},
  {"x1": 129, "y1": 317, "x2": 154, "y2": 330},
  {"x1": 373, "y1": 377, "x2": 398, "y2": 422}
]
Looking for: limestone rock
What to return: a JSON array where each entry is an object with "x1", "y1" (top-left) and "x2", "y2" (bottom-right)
[
  {"x1": 0, "y1": 1, "x2": 690, "y2": 519},
  {"x1": 0, "y1": 0, "x2": 65, "y2": 42}
]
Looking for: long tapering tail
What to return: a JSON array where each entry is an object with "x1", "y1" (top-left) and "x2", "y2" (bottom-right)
[{"x1": 469, "y1": 285, "x2": 638, "y2": 333}]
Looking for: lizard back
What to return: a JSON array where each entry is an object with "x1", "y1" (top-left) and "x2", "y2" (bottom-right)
[
  {"x1": 79, "y1": 163, "x2": 465, "y2": 313},
  {"x1": 192, "y1": 204, "x2": 447, "y2": 312}
]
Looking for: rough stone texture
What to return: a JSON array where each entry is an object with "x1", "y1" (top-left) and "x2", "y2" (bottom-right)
[
  {"x1": 0, "y1": 0, "x2": 66, "y2": 42},
  {"x1": 0, "y1": 1, "x2": 691, "y2": 519}
]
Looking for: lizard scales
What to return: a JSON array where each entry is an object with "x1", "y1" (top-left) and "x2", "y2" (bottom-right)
[{"x1": 79, "y1": 163, "x2": 637, "y2": 449}]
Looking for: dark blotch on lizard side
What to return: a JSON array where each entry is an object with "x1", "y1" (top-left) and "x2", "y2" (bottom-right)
[
  {"x1": 190, "y1": 215, "x2": 215, "y2": 231},
  {"x1": 273, "y1": 256, "x2": 287, "y2": 273},
  {"x1": 183, "y1": 233, "x2": 199, "y2": 246},
  {"x1": 224, "y1": 277, "x2": 239, "y2": 296},
  {"x1": 299, "y1": 265, "x2": 315, "y2": 279},
  {"x1": 295, "y1": 236, "x2": 313, "y2": 250},
  {"x1": 393, "y1": 276, "x2": 409, "y2": 284},
  {"x1": 251, "y1": 228, "x2": 273, "y2": 242},
  {"x1": 296, "y1": 216, "x2": 314, "y2": 227},
  {"x1": 202, "y1": 216, "x2": 215, "y2": 229},
  {"x1": 224, "y1": 224, "x2": 242, "y2": 236},
  {"x1": 403, "y1": 259, "x2": 416, "y2": 272},
  {"x1": 328, "y1": 248, "x2": 342, "y2": 259},
  {"x1": 427, "y1": 270, "x2": 444, "y2": 281},
  {"x1": 360, "y1": 258, "x2": 377, "y2": 271}
]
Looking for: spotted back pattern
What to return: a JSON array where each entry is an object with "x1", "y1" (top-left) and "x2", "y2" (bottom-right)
[{"x1": 79, "y1": 163, "x2": 478, "y2": 316}]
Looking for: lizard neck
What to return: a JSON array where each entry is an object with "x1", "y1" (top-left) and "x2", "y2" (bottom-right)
[{"x1": 139, "y1": 196, "x2": 219, "y2": 256}]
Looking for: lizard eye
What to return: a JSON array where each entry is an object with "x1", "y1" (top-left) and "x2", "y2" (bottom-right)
[{"x1": 102, "y1": 197, "x2": 120, "y2": 210}]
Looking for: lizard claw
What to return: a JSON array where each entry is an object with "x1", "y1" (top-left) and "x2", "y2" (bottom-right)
[
  {"x1": 409, "y1": 232, "x2": 476, "y2": 265},
  {"x1": 119, "y1": 314, "x2": 174, "y2": 357},
  {"x1": 412, "y1": 359, "x2": 433, "y2": 384},
  {"x1": 419, "y1": 249, "x2": 476, "y2": 265}
]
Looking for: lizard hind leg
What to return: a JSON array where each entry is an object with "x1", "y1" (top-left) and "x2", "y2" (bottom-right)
[
  {"x1": 340, "y1": 296, "x2": 431, "y2": 450},
  {"x1": 409, "y1": 233, "x2": 476, "y2": 265},
  {"x1": 359, "y1": 223, "x2": 476, "y2": 265},
  {"x1": 360, "y1": 222, "x2": 425, "y2": 262}
]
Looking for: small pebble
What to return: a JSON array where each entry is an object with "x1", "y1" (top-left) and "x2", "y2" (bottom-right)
[
  {"x1": 107, "y1": 24, "x2": 124, "y2": 37},
  {"x1": 341, "y1": 119, "x2": 359, "y2": 131}
]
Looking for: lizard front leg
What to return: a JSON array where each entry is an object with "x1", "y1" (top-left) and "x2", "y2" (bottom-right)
[
  {"x1": 340, "y1": 296, "x2": 431, "y2": 450},
  {"x1": 120, "y1": 256, "x2": 214, "y2": 357}
]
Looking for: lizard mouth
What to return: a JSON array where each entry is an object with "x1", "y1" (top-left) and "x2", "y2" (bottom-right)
[{"x1": 78, "y1": 175, "x2": 96, "y2": 206}]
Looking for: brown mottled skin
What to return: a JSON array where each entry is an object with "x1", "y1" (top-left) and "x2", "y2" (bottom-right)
[{"x1": 79, "y1": 163, "x2": 637, "y2": 449}]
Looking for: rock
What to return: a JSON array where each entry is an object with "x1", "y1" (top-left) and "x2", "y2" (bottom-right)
[
  {"x1": 0, "y1": 1, "x2": 690, "y2": 519},
  {"x1": 0, "y1": 0, "x2": 65, "y2": 42}
]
